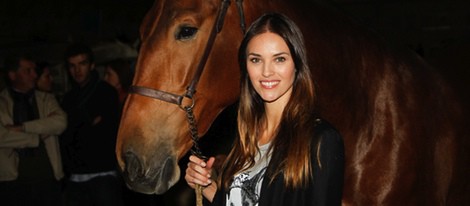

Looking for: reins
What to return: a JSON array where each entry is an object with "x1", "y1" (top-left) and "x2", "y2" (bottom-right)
[{"x1": 129, "y1": 0, "x2": 245, "y2": 205}]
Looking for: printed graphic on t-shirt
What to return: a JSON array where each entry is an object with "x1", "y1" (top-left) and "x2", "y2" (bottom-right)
[{"x1": 227, "y1": 167, "x2": 267, "y2": 206}]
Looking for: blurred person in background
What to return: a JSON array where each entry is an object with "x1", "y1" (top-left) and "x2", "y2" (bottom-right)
[
  {"x1": 103, "y1": 58, "x2": 134, "y2": 108},
  {"x1": 60, "y1": 43, "x2": 123, "y2": 206},
  {"x1": 35, "y1": 61, "x2": 54, "y2": 93},
  {"x1": 0, "y1": 54, "x2": 67, "y2": 206}
]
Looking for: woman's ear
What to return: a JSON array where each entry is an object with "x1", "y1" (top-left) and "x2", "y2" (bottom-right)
[{"x1": 8, "y1": 71, "x2": 16, "y2": 82}]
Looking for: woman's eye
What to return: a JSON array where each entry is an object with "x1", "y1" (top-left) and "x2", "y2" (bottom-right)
[
  {"x1": 176, "y1": 26, "x2": 198, "y2": 40},
  {"x1": 249, "y1": 58, "x2": 260, "y2": 63},
  {"x1": 275, "y1": 57, "x2": 286, "y2": 62}
]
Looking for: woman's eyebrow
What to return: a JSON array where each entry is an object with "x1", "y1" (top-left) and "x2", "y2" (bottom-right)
[
  {"x1": 247, "y1": 52, "x2": 261, "y2": 57},
  {"x1": 273, "y1": 52, "x2": 290, "y2": 57}
]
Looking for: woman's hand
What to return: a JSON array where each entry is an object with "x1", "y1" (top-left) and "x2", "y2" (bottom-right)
[{"x1": 185, "y1": 155, "x2": 217, "y2": 202}]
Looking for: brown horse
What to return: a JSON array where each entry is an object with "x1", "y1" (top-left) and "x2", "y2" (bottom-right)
[{"x1": 116, "y1": 0, "x2": 469, "y2": 205}]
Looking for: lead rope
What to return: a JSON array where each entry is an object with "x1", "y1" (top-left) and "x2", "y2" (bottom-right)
[
  {"x1": 181, "y1": 0, "x2": 241, "y2": 205},
  {"x1": 183, "y1": 105, "x2": 207, "y2": 206}
]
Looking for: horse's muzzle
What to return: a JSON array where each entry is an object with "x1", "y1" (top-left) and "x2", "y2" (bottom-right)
[{"x1": 121, "y1": 150, "x2": 180, "y2": 194}]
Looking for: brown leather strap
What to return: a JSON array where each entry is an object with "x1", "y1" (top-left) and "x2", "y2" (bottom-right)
[
  {"x1": 129, "y1": 85, "x2": 183, "y2": 105},
  {"x1": 185, "y1": 0, "x2": 231, "y2": 98}
]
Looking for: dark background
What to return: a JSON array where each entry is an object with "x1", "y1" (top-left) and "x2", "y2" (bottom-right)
[
  {"x1": 0, "y1": 0, "x2": 468, "y2": 100},
  {"x1": 0, "y1": 0, "x2": 153, "y2": 64},
  {"x1": 0, "y1": 0, "x2": 468, "y2": 204}
]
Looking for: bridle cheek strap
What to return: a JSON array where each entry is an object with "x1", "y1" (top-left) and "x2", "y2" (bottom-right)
[{"x1": 129, "y1": 85, "x2": 183, "y2": 106}]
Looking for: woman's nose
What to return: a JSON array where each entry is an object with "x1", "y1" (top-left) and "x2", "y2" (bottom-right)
[{"x1": 262, "y1": 63, "x2": 274, "y2": 77}]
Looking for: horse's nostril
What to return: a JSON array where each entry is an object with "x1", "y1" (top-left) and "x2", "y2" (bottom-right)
[
  {"x1": 149, "y1": 157, "x2": 175, "y2": 194},
  {"x1": 161, "y1": 157, "x2": 174, "y2": 181},
  {"x1": 124, "y1": 151, "x2": 144, "y2": 182}
]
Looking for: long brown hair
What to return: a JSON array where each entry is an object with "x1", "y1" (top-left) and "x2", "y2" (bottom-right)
[{"x1": 220, "y1": 13, "x2": 318, "y2": 189}]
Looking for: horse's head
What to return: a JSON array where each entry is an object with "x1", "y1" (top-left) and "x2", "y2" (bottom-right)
[{"x1": 116, "y1": 0, "x2": 245, "y2": 194}]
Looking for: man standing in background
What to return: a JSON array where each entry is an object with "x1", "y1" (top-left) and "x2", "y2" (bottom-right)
[
  {"x1": 60, "y1": 43, "x2": 123, "y2": 206},
  {"x1": 0, "y1": 54, "x2": 67, "y2": 206}
]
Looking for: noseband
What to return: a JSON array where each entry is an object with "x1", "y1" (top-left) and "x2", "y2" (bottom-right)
[{"x1": 129, "y1": 0, "x2": 245, "y2": 158}]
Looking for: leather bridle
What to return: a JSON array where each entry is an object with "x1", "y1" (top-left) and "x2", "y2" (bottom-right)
[{"x1": 128, "y1": 0, "x2": 245, "y2": 158}]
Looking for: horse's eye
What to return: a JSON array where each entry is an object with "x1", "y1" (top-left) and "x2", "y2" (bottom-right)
[{"x1": 176, "y1": 26, "x2": 198, "y2": 40}]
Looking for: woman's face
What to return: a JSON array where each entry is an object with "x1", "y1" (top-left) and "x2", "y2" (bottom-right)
[
  {"x1": 103, "y1": 66, "x2": 120, "y2": 90},
  {"x1": 246, "y1": 32, "x2": 295, "y2": 104},
  {"x1": 36, "y1": 67, "x2": 53, "y2": 92}
]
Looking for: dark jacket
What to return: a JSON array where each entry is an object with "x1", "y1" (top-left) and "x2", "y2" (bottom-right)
[
  {"x1": 211, "y1": 119, "x2": 345, "y2": 206},
  {"x1": 60, "y1": 71, "x2": 120, "y2": 174}
]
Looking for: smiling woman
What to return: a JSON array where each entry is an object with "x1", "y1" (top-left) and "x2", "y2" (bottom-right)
[
  {"x1": 246, "y1": 32, "x2": 296, "y2": 104},
  {"x1": 186, "y1": 13, "x2": 345, "y2": 206}
]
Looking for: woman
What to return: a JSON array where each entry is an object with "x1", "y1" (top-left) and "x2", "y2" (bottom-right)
[
  {"x1": 185, "y1": 13, "x2": 344, "y2": 206},
  {"x1": 35, "y1": 61, "x2": 53, "y2": 92},
  {"x1": 103, "y1": 58, "x2": 134, "y2": 105}
]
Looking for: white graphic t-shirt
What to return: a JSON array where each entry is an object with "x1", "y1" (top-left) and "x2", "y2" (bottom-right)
[{"x1": 226, "y1": 143, "x2": 272, "y2": 206}]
